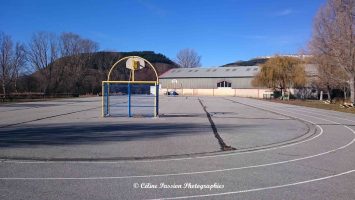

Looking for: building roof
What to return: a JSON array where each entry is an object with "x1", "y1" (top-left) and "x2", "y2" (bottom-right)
[
  {"x1": 159, "y1": 64, "x2": 318, "y2": 79},
  {"x1": 159, "y1": 66, "x2": 260, "y2": 79}
]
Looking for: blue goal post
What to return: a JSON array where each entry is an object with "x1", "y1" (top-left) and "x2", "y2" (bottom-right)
[{"x1": 102, "y1": 81, "x2": 159, "y2": 117}]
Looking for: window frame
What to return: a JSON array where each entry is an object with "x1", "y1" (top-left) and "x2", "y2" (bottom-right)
[{"x1": 217, "y1": 81, "x2": 232, "y2": 88}]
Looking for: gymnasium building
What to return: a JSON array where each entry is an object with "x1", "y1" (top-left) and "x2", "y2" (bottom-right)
[
  {"x1": 159, "y1": 64, "x2": 318, "y2": 98},
  {"x1": 159, "y1": 65, "x2": 271, "y2": 98}
]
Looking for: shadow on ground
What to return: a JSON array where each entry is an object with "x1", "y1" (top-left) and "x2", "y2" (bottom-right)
[{"x1": 0, "y1": 122, "x2": 249, "y2": 147}]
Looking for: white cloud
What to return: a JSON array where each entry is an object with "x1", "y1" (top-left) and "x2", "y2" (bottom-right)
[
  {"x1": 136, "y1": 0, "x2": 167, "y2": 17},
  {"x1": 275, "y1": 9, "x2": 294, "y2": 16}
]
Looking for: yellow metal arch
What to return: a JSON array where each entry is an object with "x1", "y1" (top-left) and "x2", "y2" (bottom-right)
[
  {"x1": 107, "y1": 56, "x2": 159, "y2": 83},
  {"x1": 102, "y1": 56, "x2": 159, "y2": 117}
]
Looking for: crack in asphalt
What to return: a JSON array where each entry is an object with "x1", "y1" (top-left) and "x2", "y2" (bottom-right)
[{"x1": 198, "y1": 98, "x2": 236, "y2": 151}]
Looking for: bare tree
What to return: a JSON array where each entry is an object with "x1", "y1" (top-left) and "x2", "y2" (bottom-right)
[
  {"x1": 0, "y1": 32, "x2": 26, "y2": 97},
  {"x1": 309, "y1": 0, "x2": 355, "y2": 103},
  {"x1": 312, "y1": 55, "x2": 348, "y2": 100},
  {"x1": 59, "y1": 32, "x2": 98, "y2": 93},
  {"x1": 13, "y1": 43, "x2": 26, "y2": 92},
  {"x1": 27, "y1": 32, "x2": 59, "y2": 93},
  {"x1": 176, "y1": 48, "x2": 201, "y2": 68}
]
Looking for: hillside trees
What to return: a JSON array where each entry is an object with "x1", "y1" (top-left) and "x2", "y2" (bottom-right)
[
  {"x1": 27, "y1": 32, "x2": 98, "y2": 94},
  {"x1": 176, "y1": 48, "x2": 201, "y2": 68},
  {"x1": 0, "y1": 32, "x2": 26, "y2": 97},
  {"x1": 309, "y1": 0, "x2": 355, "y2": 103},
  {"x1": 27, "y1": 32, "x2": 59, "y2": 94},
  {"x1": 253, "y1": 56, "x2": 306, "y2": 99},
  {"x1": 59, "y1": 32, "x2": 98, "y2": 93},
  {"x1": 1, "y1": 31, "x2": 177, "y2": 97}
]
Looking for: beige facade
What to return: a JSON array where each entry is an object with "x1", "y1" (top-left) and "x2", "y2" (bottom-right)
[
  {"x1": 160, "y1": 88, "x2": 271, "y2": 98},
  {"x1": 159, "y1": 66, "x2": 273, "y2": 98}
]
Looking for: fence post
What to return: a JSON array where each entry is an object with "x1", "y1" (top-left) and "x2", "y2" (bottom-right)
[
  {"x1": 156, "y1": 84, "x2": 159, "y2": 116},
  {"x1": 128, "y1": 83, "x2": 131, "y2": 117}
]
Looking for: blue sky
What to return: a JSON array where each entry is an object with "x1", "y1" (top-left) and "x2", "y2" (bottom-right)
[{"x1": 0, "y1": 0, "x2": 325, "y2": 66}]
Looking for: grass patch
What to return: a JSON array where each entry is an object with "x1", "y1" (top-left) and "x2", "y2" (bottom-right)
[{"x1": 266, "y1": 99, "x2": 355, "y2": 114}]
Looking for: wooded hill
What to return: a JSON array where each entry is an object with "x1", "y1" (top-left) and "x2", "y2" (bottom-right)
[
  {"x1": 221, "y1": 58, "x2": 269, "y2": 67},
  {"x1": 18, "y1": 51, "x2": 178, "y2": 95}
]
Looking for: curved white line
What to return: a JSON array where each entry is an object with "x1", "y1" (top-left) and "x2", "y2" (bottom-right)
[
  {"x1": 148, "y1": 169, "x2": 355, "y2": 200},
  {"x1": 282, "y1": 106, "x2": 355, "y2": 123},
  {"x1": 1, "y1": 101, "x2": 322, "y2": 164},
  {"x1": 2, "y1": 129, "x2": 322, "y2": 164},
  {"x1": 247, "y1": 102, "x2": 341, "y2": 125},
  {"x1": 248, "y1": 98, "x2": 355, "y2": 123},
  {"x1": 1, "y1": 125, "x2": 354, "y2": 180}
]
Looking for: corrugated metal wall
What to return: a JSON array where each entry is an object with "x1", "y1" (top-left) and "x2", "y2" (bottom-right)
[{"x1": 160, "y1": 77, "x2": 255, "y2": 89}]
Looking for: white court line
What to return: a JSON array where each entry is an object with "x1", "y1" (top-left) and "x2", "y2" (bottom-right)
[
  {"x1": 242, "y1": 100, "x2": 341, "y2": 125},
  {"x1": 148, "y1": 169, "x2": 355, "y2": 200},
  {"x1": 2, "y1": 98, "x2": 353, "y2": 200},
  {"x1": 1, "y1": 99, "x2": 324, "y2": 164},
  {"x1": 0, "y1": 100, "x2": 354, "y2": 182},
  {"x1": 1, "y1": 129, "x2": 322, "y2": 164},
  {"x1": 279, "y1": 106, "x2": 355, "y2": 123},
  {"x1": 252, "y1": 98, "x2": 355, "y2": 123},
  {"x1": 144, "y1": 118, "x2": 355, "y2": 200},
  {"x1": 1, "y1": 125, "x2": 354, "y2": 180}
]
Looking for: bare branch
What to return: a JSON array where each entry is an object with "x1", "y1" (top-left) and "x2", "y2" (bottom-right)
[
  {"x1": 176, "y1": 48, "x2": 201, "y2": 68},
  {"x1": 309, "y1": 0, "x2": 355, "y2": 102}
]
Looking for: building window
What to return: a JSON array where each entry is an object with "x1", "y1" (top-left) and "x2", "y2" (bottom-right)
[{"x1": 217, "y1": 81, "x2": 232, "y2": 88}]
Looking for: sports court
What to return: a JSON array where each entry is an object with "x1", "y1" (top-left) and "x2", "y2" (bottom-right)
[{"x1": 1, "y1": 96, "x2": 355, "y2": 199}]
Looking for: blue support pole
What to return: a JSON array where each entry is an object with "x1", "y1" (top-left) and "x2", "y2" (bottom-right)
[
  {"x1": 128, "y1": 83, "x2": 131, "y2": 117},
  {"x1": 156, "y1": 84, "x2": 159, "y2": 116},
  {"x1": 104, "y1": 83, "x2": 109, "y2": 116}
]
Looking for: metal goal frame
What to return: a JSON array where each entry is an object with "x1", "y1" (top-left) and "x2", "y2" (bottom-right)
[{"x1": 102, "y1": 56, "x2": 159, "y2": 118}]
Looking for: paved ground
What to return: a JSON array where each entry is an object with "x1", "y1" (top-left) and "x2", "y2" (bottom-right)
[{"x1": 0, "y1": 96, "x2": 354, "y2": 199}]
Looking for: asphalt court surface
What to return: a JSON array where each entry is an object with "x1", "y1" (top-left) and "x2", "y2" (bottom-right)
[{"x1": 0, "y1": 96, "x2": 355, "y2": 199}]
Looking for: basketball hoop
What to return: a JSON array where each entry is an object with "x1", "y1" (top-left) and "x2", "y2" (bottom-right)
[{"x1": 126, "y1": 57, "x2": 145, "y2": 71}]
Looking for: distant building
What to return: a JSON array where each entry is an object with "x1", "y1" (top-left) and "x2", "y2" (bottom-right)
[
  {"x1": 256, "y1": 54, "x2": 312, "y2": 59},
  {"x1": 159, "y1": 65, "x2": 271, "y2": 98},
  {"x1": 159, "y1": 64, "x2": 319, "y2": 99}
]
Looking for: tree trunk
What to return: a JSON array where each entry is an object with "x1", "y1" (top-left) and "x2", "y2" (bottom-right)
[
  {"x1": 326, "y1": 86, "x2": 331, "y2": 101},
  {"x1": 2, "y1": 80, "x2": 6, "y2": 98},
  {"x1": 281, "y1": 89, "x2": 285, "y2": 100},
  {"x1": 344, "y1": 86, "x2": 347, "y2": 100},
  {"x1": 14, "y1": 76, "x2": 18, "y2": 93},
  {"x1": 350, "y1": 77, "x2": 355, "y2": 104}
]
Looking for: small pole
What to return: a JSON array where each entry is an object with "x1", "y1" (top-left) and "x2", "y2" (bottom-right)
[
  {"x1": 128, "y1": 83, "x2": 131, "y2": 117},
  {"x1": 132, "y1": 69, "x2": 135, "y2": 82},
  {"x1": 102, "y1": 83, "x2": 104, "y2": 117},
  {"x1": 156, "y1": 83, "x2": 159, "y2": 116},
  {"x1": 105, "y1": 83, "x2": 109, "y2": 116}
]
